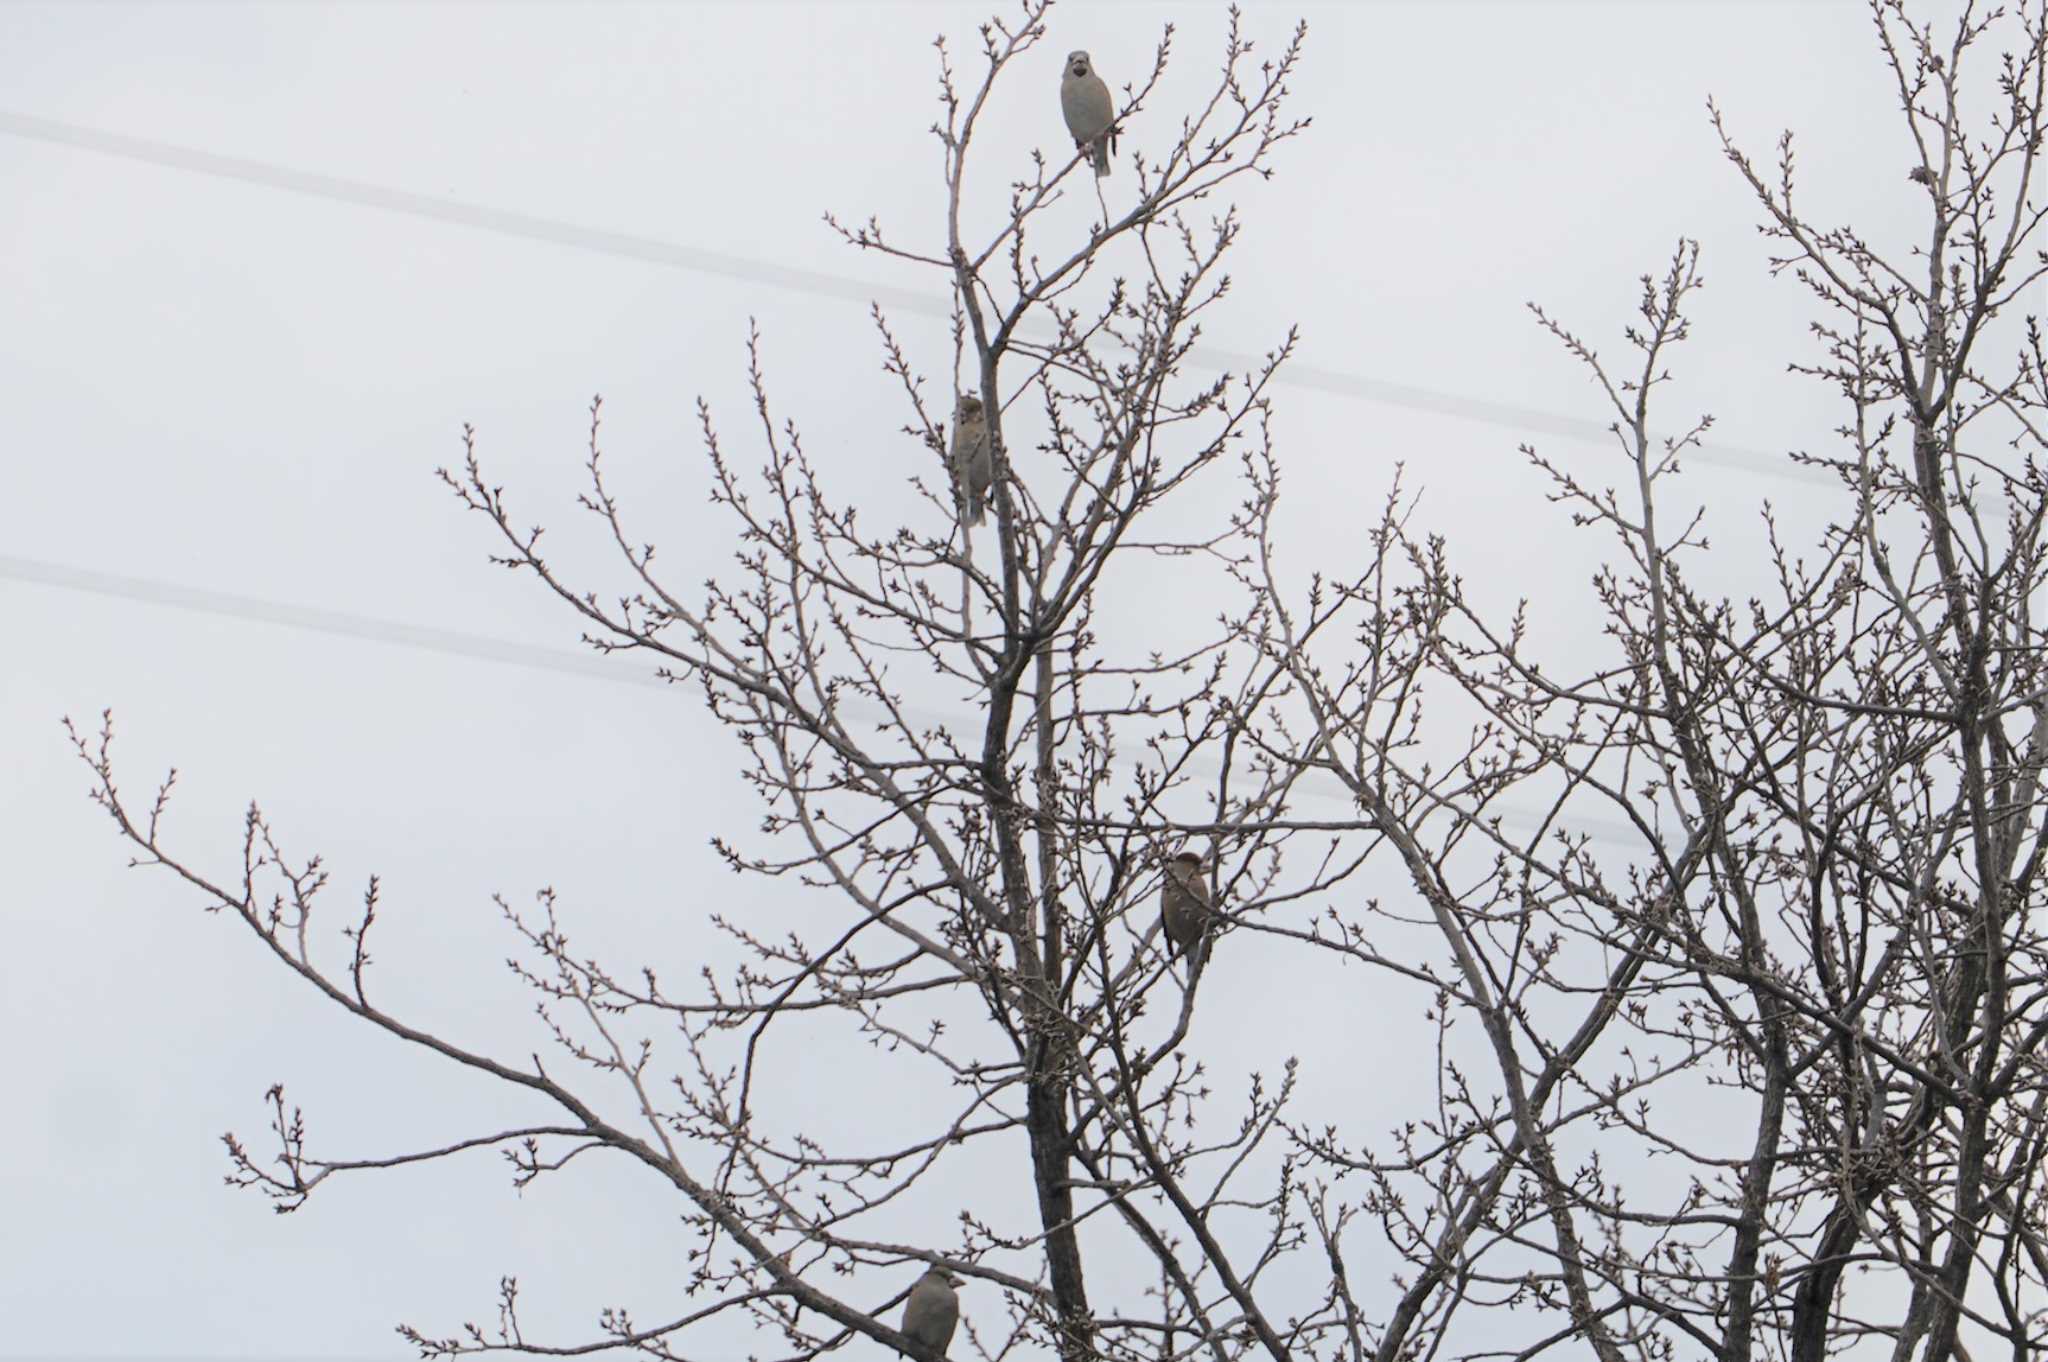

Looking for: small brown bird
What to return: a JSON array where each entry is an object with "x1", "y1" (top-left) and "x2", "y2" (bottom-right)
[
  {"x1": 1160, "y1": 849, "x2": 1215, "y2": 976},
  {"x1": 902, "y1": 1266, "x2": 961, "y2": 1355},
  {"x1": 1061, "y1": 50, "x2": 1117, "y2": 178},
  {"x1": 949, "y1": 395, "x2": 992, "y2": 528}
]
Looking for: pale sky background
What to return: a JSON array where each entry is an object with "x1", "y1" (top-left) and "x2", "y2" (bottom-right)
[{"x1": 0, "y1": 1, "x2": 1965, "y2": 1357}]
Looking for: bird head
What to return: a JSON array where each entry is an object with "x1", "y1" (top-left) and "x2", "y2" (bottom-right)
[
  {"x1": 1066, "y1": 51, "x2": 1093, "y2": 79},
  {"x1": 957, "y1": 393, "x2": 985, "y2": 420},
  {"x1": 1169, "y1": 849, "x2": 1205, "y2": 869}
]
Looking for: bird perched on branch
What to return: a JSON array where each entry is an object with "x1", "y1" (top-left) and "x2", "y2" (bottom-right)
[
  {"x1": 949, "y1": 394, "x2": 992, "y2": 528},
  {"x1": 1160, "y1": 849, "x2": 1216, "y2": 979},
  {"x1": 1061, "y1": 50, "x2": 1117, "y2": 178},
  {"x1": 902, "y1": 1266, "x2": 961, "y2": 1356}
]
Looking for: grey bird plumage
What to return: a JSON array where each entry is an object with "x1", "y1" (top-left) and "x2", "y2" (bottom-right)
[
  {"x1": 949, "y1": 394, "x2": 992, "y2": 528},
  {"x1": 1160, "y1": 849, "x2": 1215, "y2": 977},
  {"x1": 902, "y1": 1267, "x2": 961, "y2": 1356},
  {"x1": 1060, "y1": 50, "x2": 1117, "y2": 178}
]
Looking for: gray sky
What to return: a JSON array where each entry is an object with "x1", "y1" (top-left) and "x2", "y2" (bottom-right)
[{"x1": 0, "y1": 1, "x2": 1948, "y2": 1357}]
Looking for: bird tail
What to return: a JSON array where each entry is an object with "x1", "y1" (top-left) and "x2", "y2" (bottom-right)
[
  {"x1": 1092, "y1": 134, "x2": 1111, "y2": 178},
  {"x1": 962, "y1": 488, "x2": 985, "y2": 528}
]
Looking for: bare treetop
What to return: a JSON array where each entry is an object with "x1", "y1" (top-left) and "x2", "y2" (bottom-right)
[{"x1": 68, "y1": 4, "x2": 2048, "y2": 1362}]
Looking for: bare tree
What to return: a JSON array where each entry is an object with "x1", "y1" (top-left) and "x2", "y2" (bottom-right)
[
  {"x1": 1234, "y1": 4, "x2": 2048, "y2": 1360},
  {"x1": 72, "y1": 2, "x2": 2048, "y2": 1361},
  {"x1": 73, "y1": 6, "x2": 1329, "y2": 1362}
]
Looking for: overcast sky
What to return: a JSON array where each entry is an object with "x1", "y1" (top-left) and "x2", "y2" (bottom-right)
[{"x1": 0, "y1": 1, "x2": 1956, "y2": 1357}]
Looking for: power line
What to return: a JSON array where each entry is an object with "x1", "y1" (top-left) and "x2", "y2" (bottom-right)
[
  {"x1": 4, "y1": 552, "x2": 1644, "y2": 846},
  {"x1": 0, "y1": 108, "x2": 1826, "y2": 486},
  {"x1": 4, "y1": 552, "x2": 641, "y2": 686},
  {"x1": 0, "y1": 105, "x2": 1783, "y2": 851}
]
